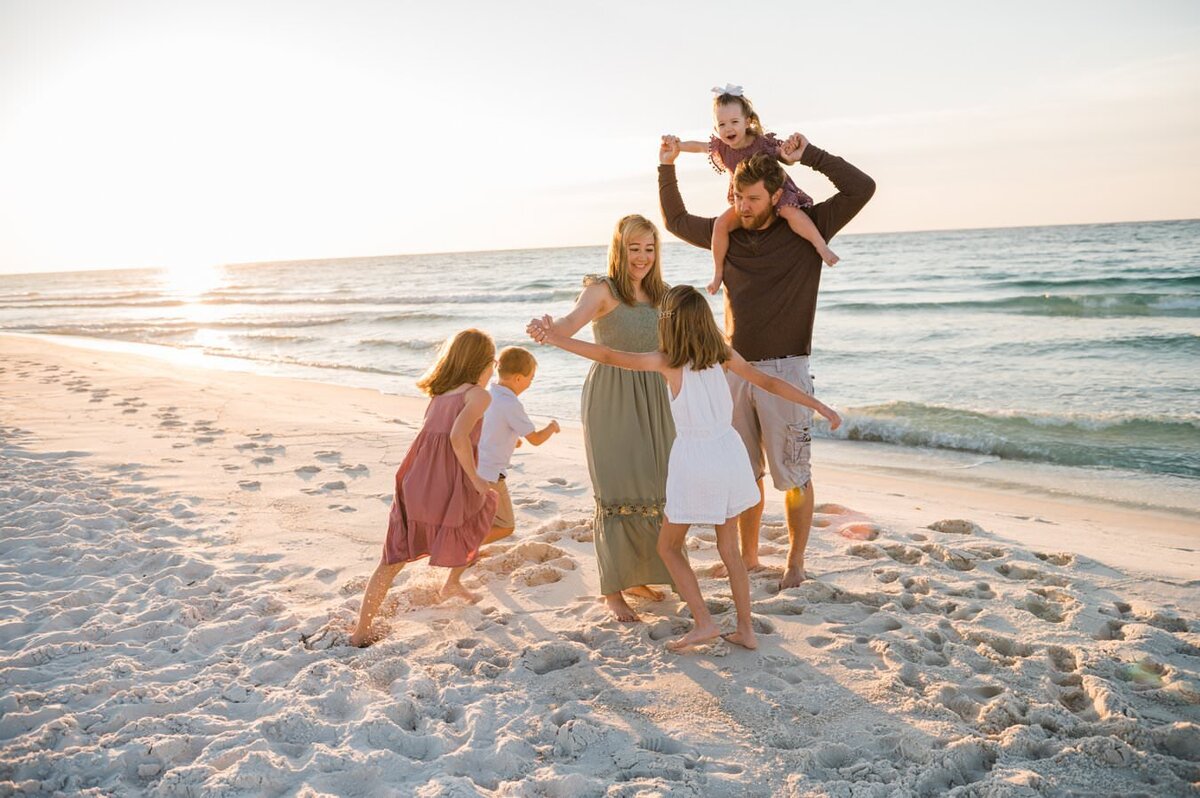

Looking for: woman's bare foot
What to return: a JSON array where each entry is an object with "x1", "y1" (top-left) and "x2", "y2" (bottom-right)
[
  {"x1": 666, "y1": 622, "x2": 723, "y2": 651},
  {"x1": 819, "y1": 246, "x2": 839, "y2": 267},
  {"x1": 722, "y1": 629, "x2": 758, "y2": 650},
  {"x1": 439, "y1": 582, "x2": 482, "y2": 604},
  {"x1": 626, "y1": 585, "x2": 665, "y2": 602},
  {"x1": 780, "y1": 565, "x2": 807, "y2": 589},
  {"x1": 603, "y1": 593, "x2": 641, "y2": 622}
]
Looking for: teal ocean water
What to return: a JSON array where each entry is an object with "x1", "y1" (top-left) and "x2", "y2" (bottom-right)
[{"x1": 2, "y1": 219, "x2": 1197, "y2": 488}]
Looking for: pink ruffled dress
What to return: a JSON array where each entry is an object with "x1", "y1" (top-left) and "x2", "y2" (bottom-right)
[
  {"x1": 383, "y1": 390, "x2": 497, "y2": 567},
  {"x1": 709, "y1": 132, "x2": 814, "y2": 210}
]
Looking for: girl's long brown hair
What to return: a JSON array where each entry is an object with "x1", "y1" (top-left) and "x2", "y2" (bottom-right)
[
  {"x1": 607, "y1": 214, "x2": 667, "y2": 307},
  {"x1": 657, "y1": 285, "x2": 730, "y2": 370},
  {"x1": 415, "y1": 328, "x2": 495, "y2": 396}
]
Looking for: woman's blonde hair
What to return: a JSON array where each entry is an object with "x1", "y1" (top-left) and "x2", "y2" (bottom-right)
[
  {"x1": 657, "y1": 285, "x2": 730, "y2": 370},
  {"x1": 607, "y1": 214, "x2": 668, "y2": 307},
  {"x1": 714, "y1": 91, "x2": 764, "y2": 138},
  {"x1": 415, "y1": 328, "x2": 495, "y2": 396}
]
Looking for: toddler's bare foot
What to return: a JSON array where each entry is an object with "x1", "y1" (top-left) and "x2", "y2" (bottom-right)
[
  {"x1": 439, "y1": 583, "x2": 482, "y2": 604},
  {"x1": 780, "y1": 565, "x2": 808, "y2": 590},
  {"x1": 626, "y1": 585, "x2": 664, "y2": 601},
  {"x1": 819, "y1": 246, "x2": 839, "y2": 267},
  {"x1": 666, "y1": 622, "x2": 723, "y2": 651},
  {"x1": 722, "y1": 629, "x2": 758, "y2": 650},
  {"x1": 604, "y1": 593, "x2": 641, "y2": 622}
]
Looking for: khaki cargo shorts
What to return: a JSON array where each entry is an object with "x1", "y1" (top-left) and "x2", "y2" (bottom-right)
[
  {"x1": 727, "y1": 355, "x2": 814, "y2": 491},
  {"x1": 490, "y1": 476, "x2": 515, "y2": 529}
]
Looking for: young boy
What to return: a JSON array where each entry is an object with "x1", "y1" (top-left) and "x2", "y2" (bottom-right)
[{"x1": 476, "y1": 346, "x2": 560, "y2": 543}]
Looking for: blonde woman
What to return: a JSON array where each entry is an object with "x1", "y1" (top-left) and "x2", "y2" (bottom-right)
[{"x1": 528, "y1": 214, "x2": 674, "y2": 622}]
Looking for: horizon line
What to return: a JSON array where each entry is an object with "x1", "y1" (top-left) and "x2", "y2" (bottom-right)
[{"x1": 5, "y1": 216, "x2": 1197, "y2": 279}]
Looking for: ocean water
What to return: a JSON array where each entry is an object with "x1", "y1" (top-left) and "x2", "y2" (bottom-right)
[{"x1": 2, "y1": 219, "x2": 1198, "y2": 492}]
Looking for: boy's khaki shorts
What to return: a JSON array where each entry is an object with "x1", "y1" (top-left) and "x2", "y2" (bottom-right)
[
  {"x1": 490, "y1": 476, "x2": 515, "y2": 529},
  {"x1": 727, "y1": 355, "x2": 814, "y2": 492}
]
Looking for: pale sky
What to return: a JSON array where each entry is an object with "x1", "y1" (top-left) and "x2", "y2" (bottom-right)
[{"x1": 2, "y1": 0, "x2": 1198, "y2": 275}]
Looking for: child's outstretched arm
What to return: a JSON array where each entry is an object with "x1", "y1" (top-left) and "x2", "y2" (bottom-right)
[
  {"x1": 524, "y1": 420, "x2": 560, "y2": 446},
  {"x1": 726, "y1": 349, "x2": 841, "y2": 429},
  {"x1": 663, "y1": 134, "x2": 709, "y2": 154},
  {"x1": 449, "y1": 387, "x2": 494, "y2": 494},
  {"x1": 529, "y1": 315, "x2": 668, "y2": 374}
]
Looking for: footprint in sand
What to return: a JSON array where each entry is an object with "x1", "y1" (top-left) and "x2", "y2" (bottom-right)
[
  {"x1": 521, "y1": 641, "x2": 585, "y2": 675},
  {"x1": 315, "y1": 450, "x2": 342, "y2": 463},
  {"x1": 238, "y1": 480, "x2": 261, "y2": 491},
  {"x1": 338, "y1": 463, "x2": 369, "y2": 477},
  {"x1": 927, "y1": 519, "x2": 983, "y2": 535},
  {"x1": 995, "y1": 562, "x2": 1070, "y2": 586},
  {"x1": 252, "y1": 455, "x2": 275, "y2": 465},
  {"x1": 837, "y1": 522, "x2": 882, "y2": 541},
  {"x1": 295, "y1": 465, "x2": 322, "y2": 478},
  {"x1": 513, "y1": 496, "x2": 553, "y2": 511},
  {"x1": 1035, "y1": 551, "x2": 1074, "y2": 566},
  {"x1": 881, "y1": 543, "x2": 923, "y2": 565},
  {"x1": 328, "y1": 504, "x2": 357, "y2": 513}
]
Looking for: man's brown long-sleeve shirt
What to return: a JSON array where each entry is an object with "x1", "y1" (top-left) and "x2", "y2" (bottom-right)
[{"x1": 659, "y1": 145, "x2": 876, "y2": 362}]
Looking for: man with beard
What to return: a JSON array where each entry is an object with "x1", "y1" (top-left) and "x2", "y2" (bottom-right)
[{"x1": 657, "y1": 134, "x2": 875, "y2": 589}]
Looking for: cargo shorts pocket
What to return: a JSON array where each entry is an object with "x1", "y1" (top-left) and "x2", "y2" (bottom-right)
[{"x1": 783, "y1": 423, "x2": 811, "y2": 467}]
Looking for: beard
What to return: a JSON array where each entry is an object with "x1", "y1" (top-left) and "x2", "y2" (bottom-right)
[{"x1": 740, "y1": 206, "x2": 776, "y2": 231}]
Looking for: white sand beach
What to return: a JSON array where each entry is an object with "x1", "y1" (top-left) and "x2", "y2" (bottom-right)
[{"x1": 2, "y1": 334, "x2": 1198, "y2": 797}]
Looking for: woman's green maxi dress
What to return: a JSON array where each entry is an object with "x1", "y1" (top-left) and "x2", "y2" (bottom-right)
[{"x1": 580, "y1": 276, "x2": 677, "y2": 595}]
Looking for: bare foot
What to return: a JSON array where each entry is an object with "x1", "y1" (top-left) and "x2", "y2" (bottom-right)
[
  {"x1": 780, "y1": 565, "x2": 808, "y2": 590},
  {"x1": 603, "y1": 593, "x2": 641, "y2": 622},
  {"x1": 439, "y1": 583, "x2": 482, "y2": 604},
  {"x1": 819, "y1": 246, "x2": 839, "y2": 267},
  {"x1": 348, "y1": 629, "x2": 380, "y2": 648},
  {"x1": 722, "y1": 629, "x2": 758, "y2": 650},
  {"x1": 666, "y1": 622, "x2": 723, "y2": 651},
  {"x1": 626, "y1": 585, "x2": 664, "y2": 602}
]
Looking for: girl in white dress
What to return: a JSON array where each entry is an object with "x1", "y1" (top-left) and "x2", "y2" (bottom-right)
[{"x1": 529, "y1": 284, "x2": 841, "y2": 652}]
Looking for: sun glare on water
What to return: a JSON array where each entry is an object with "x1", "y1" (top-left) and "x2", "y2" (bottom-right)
[{"x1": 158, "y1": 263, "x2": 222, "y2": 301}]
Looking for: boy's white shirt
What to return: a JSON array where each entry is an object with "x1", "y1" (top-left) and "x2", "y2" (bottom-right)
[{"x1": 476, "y1": 383, "x2": 537, "y2": 482}]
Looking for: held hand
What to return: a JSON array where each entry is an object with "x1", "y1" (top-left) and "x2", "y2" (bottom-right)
[
  {"x1": 659, "y1": 135, "x2": 681, "y2": 165},
  {"x1": 548, "y1": 420, "x2": 561, "y2": 434},
  {"x1": 471, "y1": 477, "x2": 491, "y2": 496},
  {"x1": 533, "y1": 314, "x2": 557, "y2": 344},
  {"x1": 781, "y1": 133, "x2": 809, "y2": 160},
  {"x1": 526, "y1": 316, "x2": 552, "y2": 343},
  {"x1": 819, "y1": 404, "x2": 842, "y2": 431}
]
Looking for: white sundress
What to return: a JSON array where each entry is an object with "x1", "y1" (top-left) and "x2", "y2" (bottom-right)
[{"x1": 664, "y1": 363, "x2": 762, "y2": 525}]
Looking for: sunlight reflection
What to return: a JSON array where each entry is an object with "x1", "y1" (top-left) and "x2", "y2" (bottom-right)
[{"x1": 157, "y1": 264, "x2": 223, "y2": 303}]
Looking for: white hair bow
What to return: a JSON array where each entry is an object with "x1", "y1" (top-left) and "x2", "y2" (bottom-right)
[{"x1": 711, "y1": 83, "x2": 743, "y2": 97}]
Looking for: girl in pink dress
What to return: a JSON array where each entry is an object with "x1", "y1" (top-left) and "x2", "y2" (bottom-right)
[
  {"x1": 672, "y1": 85, "x2": 839, "y2": 294},
  {"x1": 350, "y1": 328, "x2": 501, "y2": 647}
]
